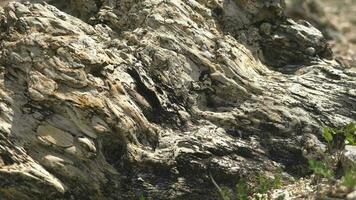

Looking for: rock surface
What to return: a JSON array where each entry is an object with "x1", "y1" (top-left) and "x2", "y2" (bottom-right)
[
  {"x1": 342, "y1": 145, "x2": 356, "y2": 169},
  {"x1": 0, "y1": 0, "x2": 355, "y2": 199}
]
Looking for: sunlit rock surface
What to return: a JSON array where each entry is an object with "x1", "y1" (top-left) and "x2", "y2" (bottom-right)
[{"x1": 0, "y1": 0, "x2": 355, "y2": 199}]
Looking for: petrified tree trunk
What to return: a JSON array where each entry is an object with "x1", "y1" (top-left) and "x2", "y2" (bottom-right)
[{"x1": 0, "y1": 0, "x2": 355, "y2": 199}]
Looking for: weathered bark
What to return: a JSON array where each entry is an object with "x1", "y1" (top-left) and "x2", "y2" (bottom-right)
[{"x1": 0, "y1": 0, "x2": 355, "y2": 199}]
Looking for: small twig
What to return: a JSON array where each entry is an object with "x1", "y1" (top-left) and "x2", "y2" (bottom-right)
[{"x1": 209, "y1": 172, "x2": 227, "y2": 200}]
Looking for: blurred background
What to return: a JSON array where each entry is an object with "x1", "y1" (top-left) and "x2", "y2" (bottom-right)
[{"x1": 286, "y1": 0, "x2": 356, "y2": 66}]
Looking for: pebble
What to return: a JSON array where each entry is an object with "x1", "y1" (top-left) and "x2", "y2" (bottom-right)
[
  {"x1": 347, "y1": 190, "x2": 356, "y2": 200},
  {"x1": 260, "y1": 22, "x2": 272, "y2": 35},
  {"x1": 306, "y1": 47, "x2": 316, "y2": 56}
]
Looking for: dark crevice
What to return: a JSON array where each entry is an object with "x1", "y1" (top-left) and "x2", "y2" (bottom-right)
[
  {"x1": 93, "y1": 0, "x2": 103, "y2": 9},
  {"x1": 127, "y1": 68, "x2": 164, "y2": 123},
  {"x1": 86, "y1": 63, "x2": 106, "y2": 79},
  {"x1": 101, "y1": 137, "x2": 126, "y2": 168},
  {"x1": 0, "y1": 153, "x2": 14, "y2": 165},
  {"x1": 266, "y1": 142, "x2": 310, "y2": 177},
  {"x1": 47, "y1": 0, "x2": 100, "y2": 22}
]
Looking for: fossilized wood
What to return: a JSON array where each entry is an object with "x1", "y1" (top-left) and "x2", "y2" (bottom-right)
[{"x1": 0, "y1": 0, "x2": 355, "y2": 199}]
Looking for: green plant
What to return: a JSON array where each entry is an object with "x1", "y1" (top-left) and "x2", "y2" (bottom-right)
[
  {"x1": 255, "y1": 174, "x2": 276, "y2": 194},
  {"x1": 235, "y1": 180, "x2": 249, "y2": 200},
  {"x1": 139, "y1": 194, "x2": 146, "y2": 200},
  {"x1": 308, "y1": 123, "x2": 356, "y2": 195},
  {"x1": 344, "y1": 122, "x2": 356, "y2": 145},
  {"x1": 308, "y1": 159, "x2": 334, "y2": 179},
  {"x1": 322, "y1": 122, "x2": 356, "y2": 154},
  {"x1": 210, "y1": 173, "x2": 231, "y2": 200},
  {"x1": 213, "y1": 170, "x2": 283, "y2": 200},
  {"x1": 272, "y1": 168, "x2": 283, "y2": 189},
  {"x1": 341, "y1": 168, "x2": 356, "y2": 189},
  {"x1": 220, "y1": 187, "x2": 233, "y2": 200},
  {"x1": 316, "y1": 123, "x2": 356, "y2": 174},
  {"x1": 275, "y1": 194, "x2": 286, "y2": 200}
]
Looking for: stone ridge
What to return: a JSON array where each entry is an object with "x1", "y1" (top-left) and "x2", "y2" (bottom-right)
[{"x1": 0, "y1": 0, "x2": 355, "y2": 199}]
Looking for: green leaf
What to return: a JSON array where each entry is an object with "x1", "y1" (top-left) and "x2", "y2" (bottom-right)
[
  {"x1": 345, "y1": 133, "x2": 355, "y2": 145},
  {"x1": 323, "y1": 127, "x2": 333, "y2": 143},
  {"x1": 342, "y1": 123, "x2": 356, "y2": 145},
  {"x1": 139, "y1": 194, "x2": 145, "y2": 200},
  {"x1": 344, "y1": 122, "x2": 356, "y2": 135}
]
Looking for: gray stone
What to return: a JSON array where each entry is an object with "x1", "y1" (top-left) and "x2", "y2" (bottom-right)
[
  {"x1": 342, "y1": 145, "x2": 356, "y2": 169},
  {"x1": 347, "y1": 190, "x2": 356, "y2": 200},
  {"x1": 0, "y1": 0, "x2": 355, "y2": 199}
]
